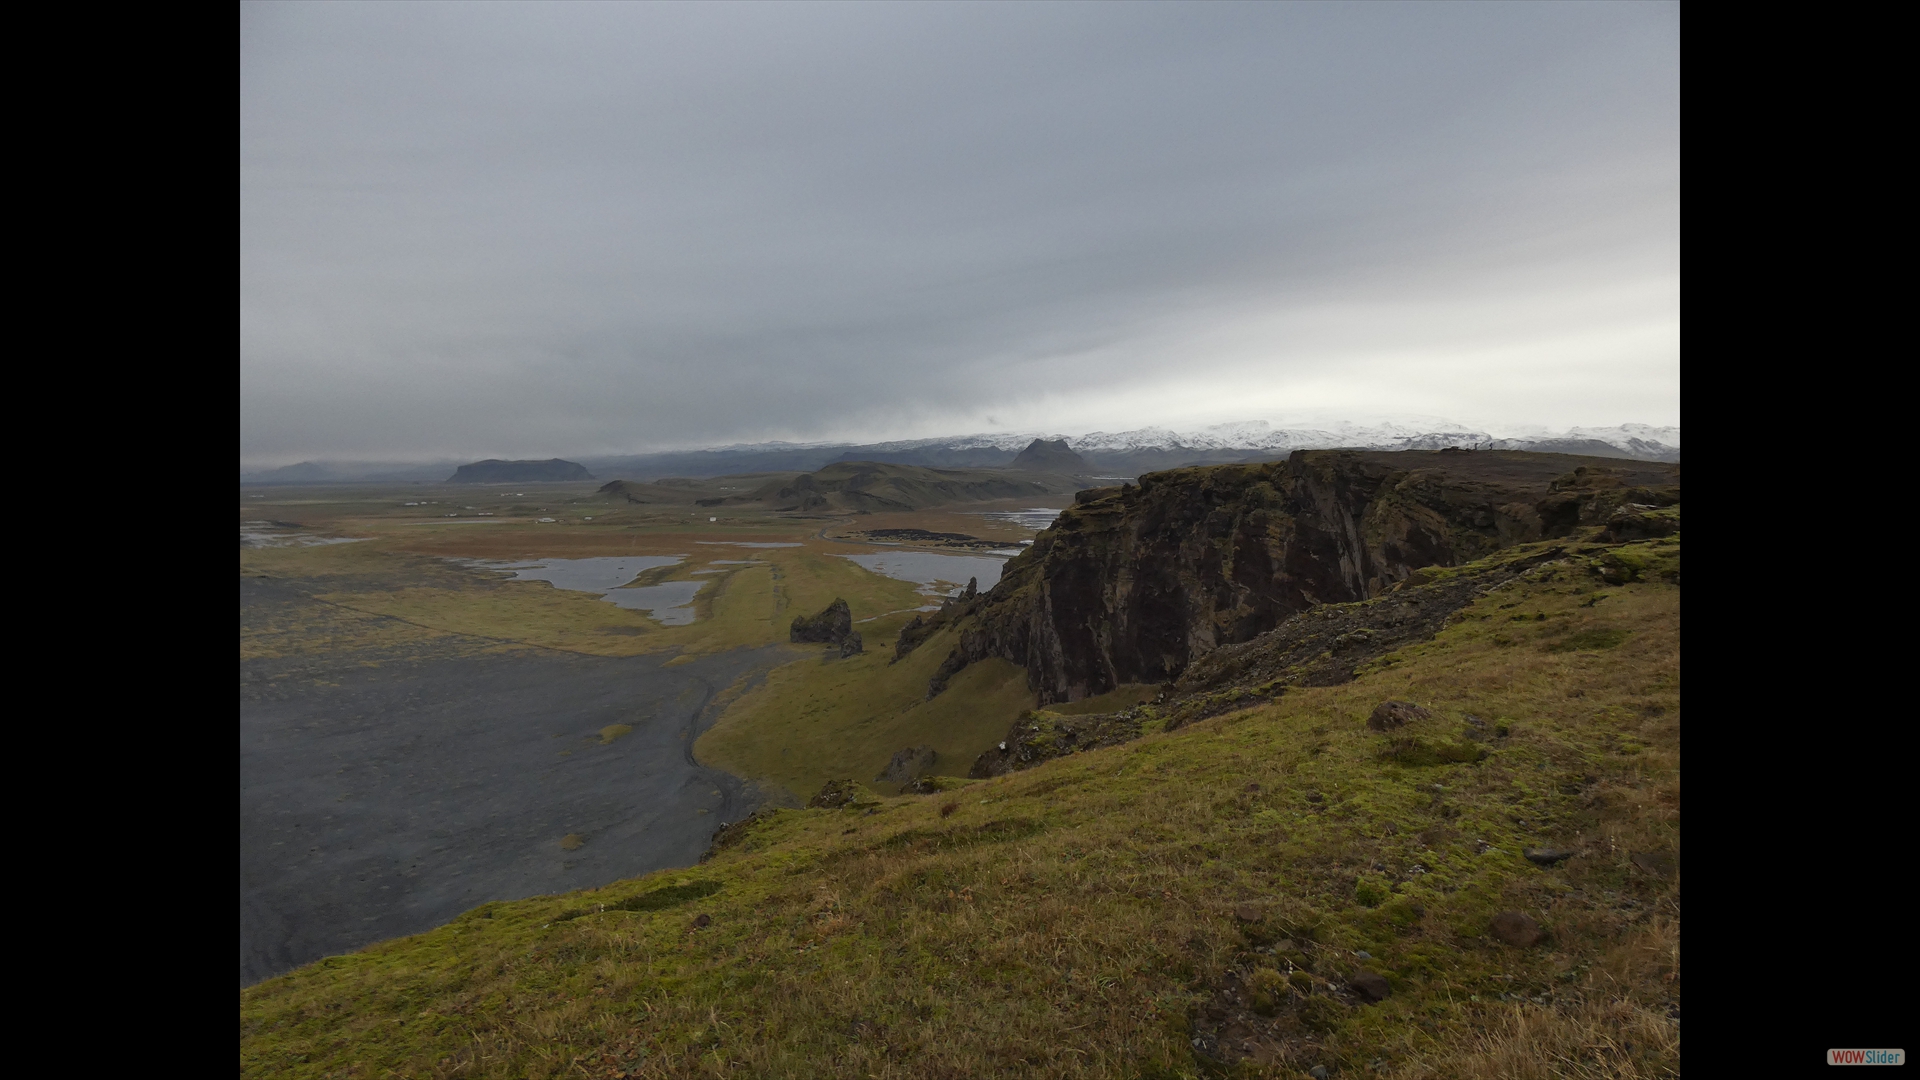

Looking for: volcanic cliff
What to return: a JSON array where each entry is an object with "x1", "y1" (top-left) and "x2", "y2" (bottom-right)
[{"x1": 907, "y1": 449, "x2": 1678, "y2": 704}]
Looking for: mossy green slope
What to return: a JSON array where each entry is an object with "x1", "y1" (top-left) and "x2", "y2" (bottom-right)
[
  {"x1": 697, "y1": 641, "x2": 1034, "y2": 801},
  {"x1": 241, "y1": 543, "x2": 1679, "y2": 1080}
]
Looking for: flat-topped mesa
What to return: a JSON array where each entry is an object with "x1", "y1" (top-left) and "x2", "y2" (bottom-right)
[
  {"x1": 1008, "y1": 438, "x2": 1089, "y2": 473},
  {"x1": 449, "y1": 458, "x2": 593, "y2": 483},
  {"x1": 918, "y1": 449, "x2": 1679, "y2": 705}
]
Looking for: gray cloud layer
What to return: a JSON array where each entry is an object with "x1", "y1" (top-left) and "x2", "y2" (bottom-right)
[{"x1": 241, "y1": 1, "x2": 1678, "y2": 468}]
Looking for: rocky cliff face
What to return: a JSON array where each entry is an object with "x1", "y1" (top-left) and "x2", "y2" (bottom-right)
[{"x1": 916, "y1": 449, "x2": 1678, "y2": 704}]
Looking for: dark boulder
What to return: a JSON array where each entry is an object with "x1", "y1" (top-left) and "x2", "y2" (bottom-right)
[
  {"x1": 1490, "y1": 910, "x2": 1544, "y2": 947},
  {"x1": 1368, "y1": 701, "x2": 1432, "y2": 731},
  {"x1": 1630, "y1": 851, "x2": 1678, "y2": 879},
  {"x1": 839, "y1": 631, "x2": 864, "y2": 658},
  {"x1": 1349, "y1": 970, "x2": 1392, "y2": 1003}
]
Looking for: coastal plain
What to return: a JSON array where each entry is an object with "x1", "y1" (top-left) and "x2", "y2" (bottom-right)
[
  {"x1": 241, "y1": 452, "x2": 1679, "y2": 1079},
  {"x1": 241, "y1": 475, "x2": 1068, "y2": 986}
]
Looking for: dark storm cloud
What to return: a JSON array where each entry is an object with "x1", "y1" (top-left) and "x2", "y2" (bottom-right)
[{"x1": 240, "y1": 1, "x2": 1678, "y2": 467}]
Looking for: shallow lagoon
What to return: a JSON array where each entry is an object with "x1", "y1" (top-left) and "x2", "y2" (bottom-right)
[
  {"x1": 970, "y1": 507, "x2": 1065, "y2": 531},
  {"x1": 240, "y1": 522, "x2": 373, "y2": 549},
  {"x1": 836, "y1": 550, "x2": 1010, "y2": 600},
  {"x1": 470, "y1": 556, "x2": 710, "y2": 626}
]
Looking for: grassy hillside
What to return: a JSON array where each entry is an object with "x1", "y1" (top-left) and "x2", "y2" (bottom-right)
[
  {"x1": 698, "y1": 645, "x2": 1035, "y2": 802},
  {"x1": 241, "y1": 540, "x2": 1680, "y2": 1079}
]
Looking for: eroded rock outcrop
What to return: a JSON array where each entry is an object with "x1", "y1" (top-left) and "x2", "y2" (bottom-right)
[
  {"x1": 892, "y1": 578, "x2": 979, "y2": 663},
  {"x1": 918, "y1": 449, "x2": 1678, "y2": 705},
  {"x1": 791, "y1": 599, "x2": 853, "y2": 645},
  {"x1": 875, "y1": 745, "x2": 937, "y2": 785}
]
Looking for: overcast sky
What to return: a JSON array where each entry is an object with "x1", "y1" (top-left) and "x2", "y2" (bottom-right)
[{"x1": 240, "y1": 1, "x2": 1678, "y2": 467}]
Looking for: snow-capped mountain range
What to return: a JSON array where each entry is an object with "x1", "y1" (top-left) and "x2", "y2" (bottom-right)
[
  {"x1": 710, "y1": 421, "x2": 1679, "y2": 459},
  {"x1": 241, "y1": 421, "x2": 1677, "y2": 484}
]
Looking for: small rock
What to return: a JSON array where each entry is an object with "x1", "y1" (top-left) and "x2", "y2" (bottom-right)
[
  {"x1": 1272, "y1": 938, "x2": 1298, "y2": 952},
  {"x1": 1234, "y1": 903, "x2": 1262, "y2": 923},
  {"x1": 1354, "y1": 950, "x2": 1372, "y2": 959},
  {"x1": 691, "y1": 913, "x2": 711, "y2": 929},
  {"x1": 807, "y1": 779, "x2": 874, "y2": 809},
  {"x1": 1349, "y1": 970, "x2": 1391, "y2": 1003},
  {"x1": 1368, "y1": 700, "x2": 1432, "y2": 731},
  {"x1": 1524, "y1": 848, "x2": 1576, "y2": 866},
  {"x1": 1630, "y1": 851, "x2": 1678, "y2": 879},
  {"x1": 1489, "y1": 910, "x2": 1543, "y2": 947},
  {"x1": 1309, "y1": 1067, "x2": 1330, "y2": 1080}
]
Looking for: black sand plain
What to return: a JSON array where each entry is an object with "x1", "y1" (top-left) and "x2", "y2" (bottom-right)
[{"x1": 240, "y1": 577, "x2": 788, "y2": 987}]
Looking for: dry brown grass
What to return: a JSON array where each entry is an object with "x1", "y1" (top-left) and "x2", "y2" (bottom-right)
[{"x1": 1396, "y1": 994, "x2": 1680, "y2": 1079}]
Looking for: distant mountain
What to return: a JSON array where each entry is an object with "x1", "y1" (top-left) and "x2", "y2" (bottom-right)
[
  {"x1": 580, "y1": 421, "x2": 1673, "y2": 479},
  {"x1": 698, "y1": 462, "x2": 1078, "y2": 513},
  {"x1": 1063, "y1": 421, "x2": 1677, "y2": 461},
  {"x1": 239, "y1": 460, "x2": 464, "y2": 485},
  {"x1": 1008, "y1": 438, "x2": 1089, "y2": 473},
  {"x1": 240, "y1": 421, "x2": 1675, "y2": 486},
  {"x1": 448, "y1": 459, "x2": 594, "y2": 483}
]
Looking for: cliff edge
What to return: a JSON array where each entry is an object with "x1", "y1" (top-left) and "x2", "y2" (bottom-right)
[{"x1": 913, "y1": 449, "x2": 1678, "y2": 703}]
